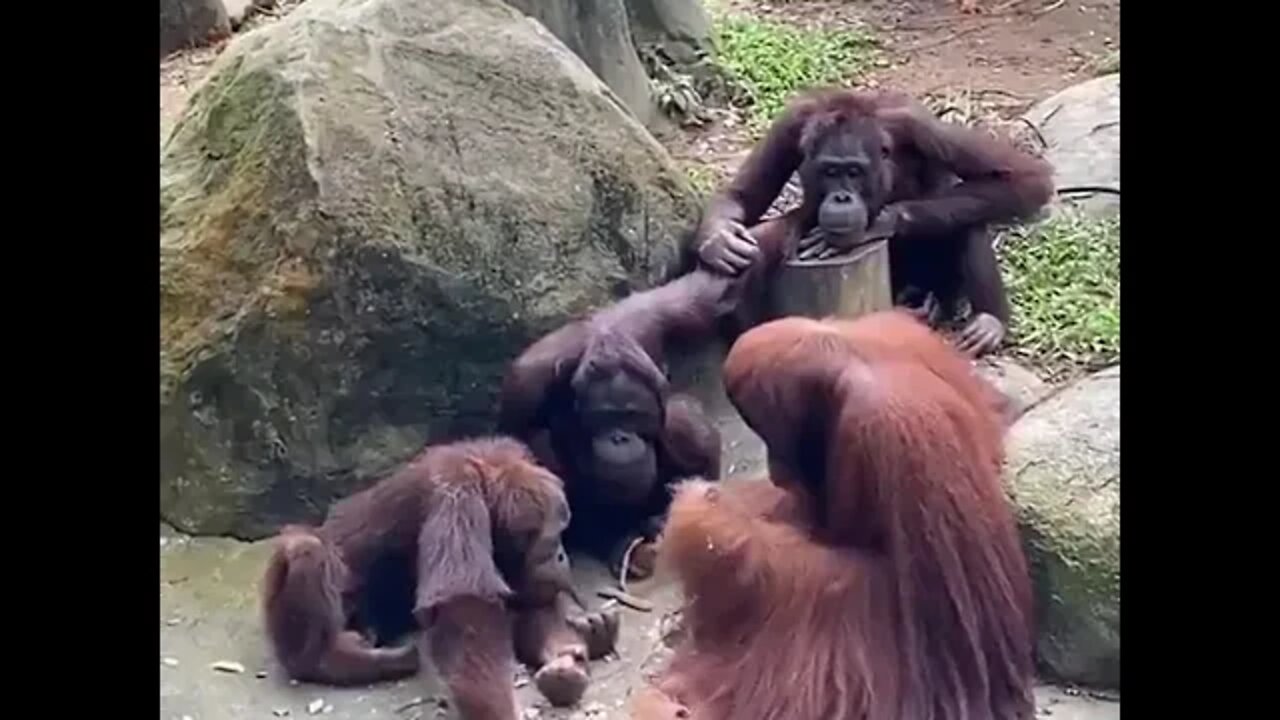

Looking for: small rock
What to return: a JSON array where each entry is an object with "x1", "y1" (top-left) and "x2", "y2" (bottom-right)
[
  {"x1": 256, "y1": 670, "x2": 268, "y2": 679},
  {"x1": 181, "y1": 716, "x2": 194, "y2": 720},
  {"x1": 222, "y1": 0, "x2": 261, "y2": 28},
  {"x1": 210, "y1": 660, "x2": 246, "y2": 674},
  {"x1": 585, "y1": 702, "x2": 606, "y2": 715},
  {"x1": 308, "y1": 699, "x2": 326, "y2": 715},
  {"x1": 975, "y1": 356, "x2": 1050, "y2": 422},
  {"x1": 514, "y1": 677, "x2": 529, "y2": 688},
  {"x1": 273, "y1": 710, "x2": 291, "y2": 718},
  {"x1": 323, "y1": 705, "x2": 334, "y2": 715},
  {"x1": 523, "y1": 709, "x2": 541, "y2": 720},
  {"x1": 162, "y1": 657, "x2": 180, "y2": 667},
  {"x1": 166, "y1": 617, "x2": 182, "y2": 626}
]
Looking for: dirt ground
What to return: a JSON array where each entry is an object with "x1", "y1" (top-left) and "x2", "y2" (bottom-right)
[
  {"x1": 741, "y1": 0, "x2": 1118, "y2": 100},
  {"x1": 667, "y1": 0, "x2": 1119, "y2": 183}
]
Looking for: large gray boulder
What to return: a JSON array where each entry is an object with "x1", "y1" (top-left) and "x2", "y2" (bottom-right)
[
  {"x1": 160, "y1": 0, "x2": 701, "y2": 538},
  {"x1": 1025, "y1": 74, "x2": 1120, "y2": 217},
  {"x1": 506, "y1": 0, "x2": 656, "y2": 125},
  {"x1": 161, "y1": 0, "x2": 231, "y2": 58},
  {"x1": 1006, "y1": 366, "x2": 1120, "y2": 688}
]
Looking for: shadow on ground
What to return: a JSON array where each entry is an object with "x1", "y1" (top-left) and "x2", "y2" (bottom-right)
[{"x1": 160, "y1": 344, "x2": 1119, "y2": 720}]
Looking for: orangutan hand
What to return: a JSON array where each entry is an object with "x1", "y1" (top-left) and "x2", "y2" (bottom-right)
[
  {"x1": 698, "y1": 219, "x2": 760, "y2": 275},
  {"x1": 955, "y1": 312, "x2": 1006, "y2": 356}
]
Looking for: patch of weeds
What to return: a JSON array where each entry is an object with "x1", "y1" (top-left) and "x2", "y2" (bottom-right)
[
  {"x1": 1085, "y1": 49, "x2": 1120, "y2": 76},
  {"x1": 711, "y1": 12, "x2": 880, "y2": 134},
  {"x1": 998, "y1": 209, "x2": 1120, "y2": 377}
]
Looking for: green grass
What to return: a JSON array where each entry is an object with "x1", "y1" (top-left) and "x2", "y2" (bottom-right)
[
  {"x1": 1085, "y1": 49, "x2": 1120, "y2": 76},
  {"x1": 711, "y1": 13, "x2": 880, "y2": 134},
  {"x1": 999, "y1": 210, "x2": 1120, "y2": 377}
]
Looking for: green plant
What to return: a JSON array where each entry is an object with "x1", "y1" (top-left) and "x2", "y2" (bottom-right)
[
  {"x1": 711, "y1": 14, "x2": 879, "y2": 134},
  {"x1": 1087, "y1": 49, "x2": 1120, "y2": 76},
  {"x1": 998, "y1": 209, "x2": 1120, "y2": 377}
]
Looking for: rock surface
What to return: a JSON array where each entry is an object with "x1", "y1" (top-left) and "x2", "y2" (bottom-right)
[
  {"x1": 160, "y1": 0, "x2": 701, "y2": 538},
  {"x1": 1006, "y1": 365, "x2": 1121, "y2": 688},
  {"x1": 223, "y1": 0, "x2": 275, "y2": 28},
  {"x1": 161, "y1": 0, "x2": 231, "y2": 58},
  {"x1": 626, "y1": 0, "x2": 713, "y2": 64},
  {"x1": 1024, "y1": 74, "x2": 1120, "y2": 217},
  {"x1": 977, "y1": 355, "x2": 1053, "y2": 424},
  {"x1": 506, "y1": 0, "x2": 656, "y2": 125}
]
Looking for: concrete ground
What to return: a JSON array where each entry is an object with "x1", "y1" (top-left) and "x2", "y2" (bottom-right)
[{"x1": 160, "y1": 346, "x2": 1120, "y2": 720}]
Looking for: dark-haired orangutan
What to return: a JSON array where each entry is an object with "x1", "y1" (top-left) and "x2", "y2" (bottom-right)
[
  {"x1": 498, "y1": 271, "x2": 732, "y2": 581},
  {"x1": 695, "y1": 88, "x2": 1054, "y2": 356},
  {"x1": 631, "y1": 311, "x2": 1035, "y2": 720},
  {"x1": 261, "y1": 437, "x2": 620, "y2": 719}
]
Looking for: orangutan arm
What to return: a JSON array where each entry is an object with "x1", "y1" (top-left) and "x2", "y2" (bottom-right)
[
  {"x1": 496, "y1": 323, "x2": 588, "y2": 438},
  {"x1": 661, "y1": 480, "x2": 847, "y2": 596},
  {"x1": 698, "y1": 106, "x2": 811, "y2": 237},
  {"x1": 880, "y1": 110, "x2": 1054, "y2": 237}
]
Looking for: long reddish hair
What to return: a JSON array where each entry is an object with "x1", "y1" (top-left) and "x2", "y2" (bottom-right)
[{"x1": 639, "y1": 312, "x2": 1033, "y2": 720}]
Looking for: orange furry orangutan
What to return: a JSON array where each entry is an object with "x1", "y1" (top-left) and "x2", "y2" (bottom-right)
[
  {"x1": 631, "y1": 311, "x2": 1035, "y2": 720},
  {"x1": 261, "y1": 438, "x2": 619, "y2": 720}
]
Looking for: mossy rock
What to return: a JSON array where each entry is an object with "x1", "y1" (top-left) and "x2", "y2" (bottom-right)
[
  {"x1": 160, "y1": 0, "x2": 701, "y2": 538},
  {"x1": 1006, "y1": 365, "x2": 1120, "y2": 688}
]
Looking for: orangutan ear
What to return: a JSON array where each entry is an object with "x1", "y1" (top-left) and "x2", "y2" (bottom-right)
[{"x1": 413, "y1": 487, "x2": 512, "y2": 625}]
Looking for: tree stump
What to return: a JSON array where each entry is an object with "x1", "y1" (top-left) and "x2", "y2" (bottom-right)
[{"x1": 769, "y1": 239, "x2": 891, "y2": 321}]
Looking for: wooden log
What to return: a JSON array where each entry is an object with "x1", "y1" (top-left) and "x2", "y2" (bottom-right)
[{"x1": 768, "y1": 239, "x2": 892, "y2": 321}]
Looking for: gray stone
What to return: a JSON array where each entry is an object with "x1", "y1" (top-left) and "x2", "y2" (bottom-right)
[
  {"x1": 626, "y1": 0, "x2": 713, "y2": 64},
  {"x1": 506, "y1": 0, "x2": 656, "y2": 125},
  {"x1": 223, "y1": 0, "x2": 275, "y2": 28},
  {"x1": 1006, "y1": 366, "x2": 1120, "y2": 688},
  {"x1": 977, "y1": 356, "x2": 1052, "y2": 424},
  {"x1": 160, "y1": 0, "x2": 231, "y2": 58},
  {"x1": 159, "y1": 0, "x2": 701, "y2": 538},
  {"x1": 1024, "y1": 74, "x2": 1120, "y2": 217}
]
